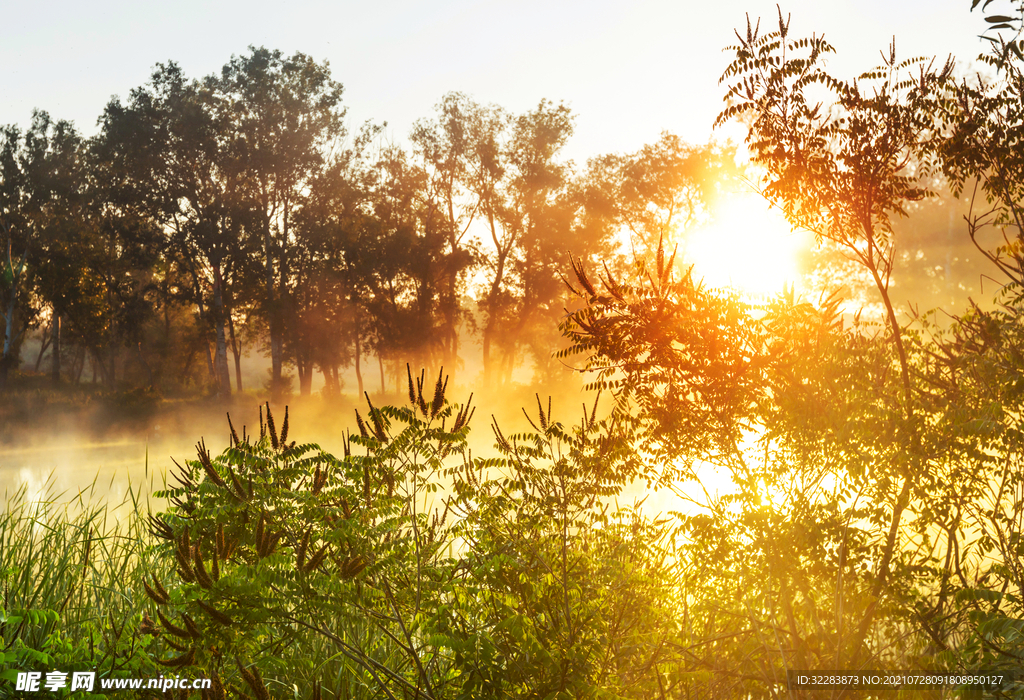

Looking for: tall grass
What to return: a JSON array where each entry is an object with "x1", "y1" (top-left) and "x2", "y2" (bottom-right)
[{"x1": 0, "y1": 469, "x2": 164, "y2": 697}]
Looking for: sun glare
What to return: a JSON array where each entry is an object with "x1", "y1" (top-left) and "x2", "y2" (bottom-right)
[{"x1": 684, "y1": 194, "x2": 809, "y2": 297}]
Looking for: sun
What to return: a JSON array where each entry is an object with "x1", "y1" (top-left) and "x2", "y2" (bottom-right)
[{"x1": 683, "y1": 193, "x2": 809, "y2": 297}]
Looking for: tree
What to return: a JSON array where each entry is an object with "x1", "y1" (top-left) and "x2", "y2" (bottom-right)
[
  {"x1": 580, "y1": 133, "x2": 732, "y2": 271},
  {"x1": 716, "y1": 10, "x2": 956, "y2": 662},
  {"x1": 216, "y1": 47, "x2": 348, "y2": 399},
  {"x1": 98, "y1": 62, "x2": 247, "y2": 397},
  {"x1": 409, "y1": 93, "x2": 493, "y2": 369},
  {"x1": 0, "y1": 126, "x2": 33, "y2": 392}
]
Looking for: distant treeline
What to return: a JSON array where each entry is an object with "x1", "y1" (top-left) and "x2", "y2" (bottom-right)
[{"x1": 0, "y1": 47, "x2": 733, "y2": 398}]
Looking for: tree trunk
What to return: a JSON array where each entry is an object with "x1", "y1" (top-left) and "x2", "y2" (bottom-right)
[
  {"x1": 354, "y1": 322, "x2": 364, "y2": 398},
  {"x1": 228, "y1": 310, "x2": 243, "y2": 394},
  {"x1": 298, "y1": 358, "x2": 312, "y2": 396},
  {"x1": 34, "y1": 322, "x2": 51, "y2": 372},
  {"x1": 212, "y1": 265, "x2": 232, "y2": 398},
  {"x1": 73, "y1": 346, "x2": 85, "y2": 384},
  {"x1": 265, "y1": 213, "x2": 285, "y2": 399},
  {"x1": 50, "y1": 312, "x2": 61, "y2": 386},
  {"x1": 379, "y1": 355, "x2": 385, "y2": 394}
]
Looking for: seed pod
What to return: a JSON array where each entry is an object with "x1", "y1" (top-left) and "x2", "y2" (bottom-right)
[
  {"x1": 175, "y1": 546, "x2": 196, "y2": 584},
  {"x1": 431, "y1": 369, "x2": 447, "y2": 419},
  {"x1": 296, "y1": 528, "x2": 311, "y2": 570},
  {"x1": 228, "y1": 465, "x2": 247, "y2": 502},
  {"x1": 236, "y1": 659, "x2": 270, "y2": 700},
  {"x1": 162, "y1": 635, "x2": 190, "y2": 653},
  {"x1": 144, "y1": 580, "x2": 169, "y2": 606},
  {"x1": 196, "y1": 438, "x2": 225, "y2": 487},
  {"x1": 193, "y1": 545, "x2": 213, "y2": 589},
  {"x1": 156, "y1": 646, "x2": 195, "y2": 668},
  {"x1": 157, "y1": 610, "x2": 190, "y2": 639},
  {"x1": 265, "y1": 403, "x2": 278, "y2": 451},
  {"x1": 227, "y1": 413, "x2": 240, "y2": 446},
  {"x1": 210, "y1": 672, "x2": 226, "y2": 700},
  {"x1": 139, "y1": 612, "x2": 160, "y2": 636},
  {"x1": 211, "y1": 552, "x2": 219, "y2": 582},
  {"x1": 339, "y1": 555, "x2": 367, "y2": 579},
  {"x1": 280, "y1": 406, "x2": 289, "y2": 447},
  {"x1": 216, "y1": 524, "x2": 226, "y2": 560},
  {"x1": 182, "y1": 613, "x2": 202, "y2": 640},
  {"x1": 303, "y1": 544, "x2": 330, "y2": 573},
  {"x1": 152, "y1": 575, "x2": 171, "y2": 602},
  {"x1": 355, "y1": 409, "x2": 370, "y2": 439},
  {"x1": 197, "y1": 600, "x2": 232, "y2": 626},
  {"x1": 255, "y1": 512, "x2": 266, "y2": 553}
]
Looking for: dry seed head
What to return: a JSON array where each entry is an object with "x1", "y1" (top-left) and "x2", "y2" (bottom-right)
[
  {"x1": 216, "y1": 524, "x2": 226, "y2": 560},
  {"x1": 280, "y1": 405, "x2": 289, "y2": 446},
  {"x1": 430, "y1": 368, "x2": 446, "y2": 419},
  {"x1": 175, "y1": 545, "x2": 197, "y2": 583},
  {"x1": 416, "y1": 370, "x2": 429, "y2": 417},
  {"x1": 162, "y1": 635, "x2": 189, "y2": 653},
  {"x1": 406, "y1": 363, "x2": 416, "y2": 406},
  {"x1": 265, "y1": 403, "x2": 279, "y2": 450},
  {"x1": 296, "y1": 528, "x2": 311, "y2": 570},
  {"x1": 236, "y1": 659, "x2": 270, "y2": 700},
  {"x1": 266, "y1": 531, "x2": 283, "y2": 557},
  {"x1": 255, "y1": 512, "x2": 266, "y2": 553},
  {"x1": 211, "y1": 672, "x2": 226, "y2": 700},
  {"x1": 156, "y1": 647, "x2": 195, "y2": 668},
  {"x1": 196, "y1": 439, "x2": 224, "y2": 488},
  {"x1": 355, "y1": 410, "x2": 370, "y2": 439},
  {"x1": 157, "y1": 610, "x2": 191, "y2": 639},
  {"x1": 144, "y1": 580, "x2": 169, "y2": 606},
  {"x1": 193, "y1": 545, "x2": 213, "y2": 589},
  {"x1": 227, "y1": 413, "x2": 240, "y2": 446},
  {"x1": 228, "y1": 465, "x2": 247, "y2": 502},
  {"x1": 198, "y1": 600, "x2": 232, "y2": 626},
  {"x1": 364, "y1": 393, "x2": 387, "y2": 442},
  {"x1": 303, "y1": 544, "x2": 331, "y2": 573},
  {"x1": 182, "y1": 614, "x2": 202, "y2": 640},
  {"x1": 139, "y1": 612, "x2": 160, "y2": 636}
]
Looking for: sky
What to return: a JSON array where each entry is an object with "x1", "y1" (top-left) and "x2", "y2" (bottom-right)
[{"x1": 1, "y1": 0, "x2": 994, "y2": 164}]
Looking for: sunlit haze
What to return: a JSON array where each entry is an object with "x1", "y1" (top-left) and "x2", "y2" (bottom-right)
[{"x1": 686, "y1": 193, "x2": 810, "y2": 296}]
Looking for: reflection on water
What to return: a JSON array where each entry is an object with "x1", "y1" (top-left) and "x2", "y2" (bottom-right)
[{"x1": 0, "y1": 433, "x2": 212, "y2": 509}]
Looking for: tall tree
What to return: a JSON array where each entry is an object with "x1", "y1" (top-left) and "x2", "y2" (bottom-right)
[
  {"x1": 98, "y1": 62, "x2": 251, "y2": 397},
  {"x1": 717, "y1": 8, "x2": 954, "y2": 663},
  {"x1": 216, "y1": 47, "x2": 347, "y2": 399},
  {"x1": 475, "y1": 100, "x2": 577, "y2": 386},
  {"x1": 409, "y1": 93, "x2": 496, "y2": 368}
]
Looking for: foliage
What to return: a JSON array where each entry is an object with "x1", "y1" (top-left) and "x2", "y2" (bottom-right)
[{"x1": 0, "y1": 478, "x2": 163, "y2": 699}]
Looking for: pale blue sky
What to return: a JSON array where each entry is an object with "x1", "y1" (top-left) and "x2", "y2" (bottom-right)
[{"x1": 1, "y1": 0, "x2": 992, "y2": 161}]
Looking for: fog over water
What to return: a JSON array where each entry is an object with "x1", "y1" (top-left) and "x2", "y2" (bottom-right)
[{"x1": 0, "y1": 185, "x2": 1007, "y2": 519}]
